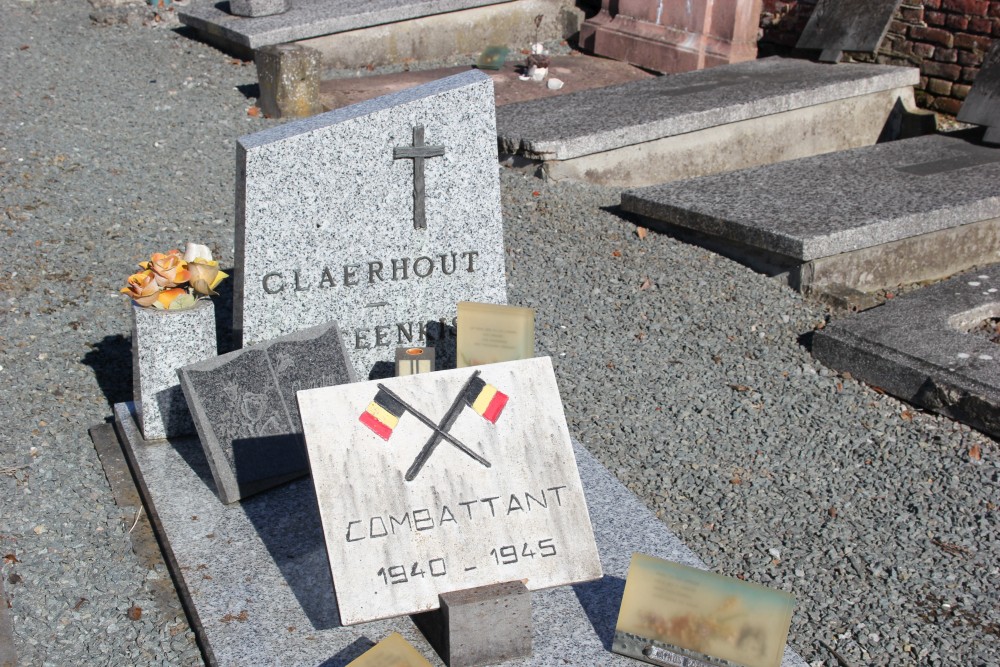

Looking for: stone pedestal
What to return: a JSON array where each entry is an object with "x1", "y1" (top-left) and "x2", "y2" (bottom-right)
[
  {"x1": 254, "y1": 43, "x2": 322, "y2": 119},
  {"x1": 132, "y1": 300, "x2": 217, "y2": 440},
  {"x1": 229, "y1": 0, "x2": 289, "y2": 18},
  {"x1": 411, "y1": 581, "x2": 532, "y2": 667},
  {"x1": 579, "y1": 0, "x2": 762, "y2": 74}
]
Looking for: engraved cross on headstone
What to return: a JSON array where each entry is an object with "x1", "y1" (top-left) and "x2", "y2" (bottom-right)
[{"x1": 393, "y1": 124, "x2": 445, "y2": 230}]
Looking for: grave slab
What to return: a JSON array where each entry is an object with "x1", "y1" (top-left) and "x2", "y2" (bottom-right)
[
  {"x1": 297, "y1": 358, "x2": 602, "y2": 625},
  {"x1": 235, "y1": 70, "x2": 507, "y2": 379},
  {"x1": 812, "y1": 266, "x2": 1000, "y2": 440},
  {"x1": 178, "y1": 0, "x2": 515, "y2": 50},
  {"x1": 178, "y1": 321, "x2": 355, "y2": 504},
  {"x1": 113, "y1": 400, "x2": 809, "y2": 667},
  {"x1": 957, "y1": 40, "x2": 1000, "y2": 144},
  {"x1": 622, "y1": 132, "x2": 1000, "y2": 295},
  {"x1": 496, "y1": 57, "x2": 921, "y2": 186},
  {"x1": 796, "y1": 0, "x2": 903, "y2": 62}
]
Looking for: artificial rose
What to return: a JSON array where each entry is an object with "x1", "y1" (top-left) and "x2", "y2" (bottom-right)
[
  {"x1": 141, "y1": 250, "x2": 190, "y2": 288},
  {"x1": 183, "y1": 242, "x2": 213, "y2": 263},
  {"x1": 187, "y1": 258, "x2": 228, "y2": 296},
  {"x1": 153, "y1": 287, "x2": 196, "y2": 310},
  {"x1": 121, "y1": 270, "x2": 162, "y2": 307}
]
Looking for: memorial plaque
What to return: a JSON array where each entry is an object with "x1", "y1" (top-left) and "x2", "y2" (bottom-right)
[
  {"x1": 178, "y1": 321, "x2": 355, "y2": 504},
  {"x1": 456, "y1": 301, "x2": 535, "y2": 368},
  {"x1": 236, "y1": 70, "x2": 507, "y2": 379},
  {"x1": 297, "y1": 356, "x2": 603, "y2": 625},
  {"x1": 957, "y1": 40, "x2": 1000, "y2": 144},
  {"x1": 348, "y1": 632, "x2": 433, "y2": 667},
  {"x1": 613, "y1": 554, "x2": 794, "y2": 667},
  {"x1": 796, "y1": 0, "x2": 903, "y2": 60}
]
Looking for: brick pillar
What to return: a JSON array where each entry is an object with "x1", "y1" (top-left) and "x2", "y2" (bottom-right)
[{"x1": 579, "y1": 0, "x2": 763, "y2": 73}]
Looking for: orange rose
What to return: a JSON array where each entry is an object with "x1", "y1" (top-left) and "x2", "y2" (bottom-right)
[
  {"x1": 141, "y1": 250, "x2": 190, "y2": 288},
  {"x1": 121, "y1": 270, "x2": 162, "y2": 307}
]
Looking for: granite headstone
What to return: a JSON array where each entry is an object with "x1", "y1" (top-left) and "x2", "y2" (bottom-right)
[
  {"x1": 796, "y1": 0, "x2": 903, "y2": 62},
  {"x1": 296, "y1": 357, "x2": 603, "y2": 625},
  {"x1": 957, "y1": 40, "x2": 1000, "y2": 144},
  {"x1": 235, "y1": 70, "x2": 507, "y2": 380},
  {"x1": 178, "y1": 321, "x2": 355, "y2": 504}
]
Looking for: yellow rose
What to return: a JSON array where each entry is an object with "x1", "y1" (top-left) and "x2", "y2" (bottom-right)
[
  {"x1": 121, "y1": 270, "x2": 162, "y2": 307},
  {"x1": 141, "y1": 250, "x2": 190, "y2": 288},
  {"x1": 187, "y1": 258, "x2": 229, "y2": 296}
]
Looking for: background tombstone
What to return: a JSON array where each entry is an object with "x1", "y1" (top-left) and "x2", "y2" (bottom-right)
[
  {"x1": 235, "y1": 70, "x2": 507, "y2": 380},
  {"x1": 957, "y1": 40, "x2": 1000, "y2": 144},
  {"x1": 796, "y1": 0, "x2": 904, "y2": 62},
  {"x1": 178, "y1": 321, "x2": 354, "y2": 504},
  {"x1": 578, "y1": 0, "x2": 763, "y2": 74}
]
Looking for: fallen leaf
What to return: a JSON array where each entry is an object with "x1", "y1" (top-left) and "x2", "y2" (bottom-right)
[
  {"x1": 900, "y1": 410, "x2": 914, "y2": 421},
  {"x1": 871, "y1": 386, "x2": 886, "y2": 395},
  {"x1": 728, "y1": 383, "x2": 751, "y2": 392},
  {"x1": 730, "y1": 475, "x2": 742, "y2": 485},
  {"x1": 2, "y1": 553, "x2": 18, "y2": 565},
  {"x1": 885, "y1": 292, "x2": 895, "y2": 299},
  {"x1": 712, "y1": 355, "x2": 722, "y2": 364},
  {"x1": 969, "y1": 444, "x2": 982, "y2": 461},
  {"x1": 606, "y1": 361, "x2": 616, "y2": 369},
  {"x1": 127, "y1": 605, "x2": 142, "y2": 621},
  {"x1": 19, "y1": 45, "x2": 29, "y2": 51},
  {"x1": 73, "y1": 598, "x2": 88, "y2": 611},
  {"x1": 828, "y1": 506, "x2": 838, "y2": 518},
  {"x1": 611, "y1": 249, "x2": 622, "y2": 257},
  {"x1": 835, "y1": 382, "x2": 843, "y2": 392},
  {"x1": 636, "y1": 226, "x2": 648, "y2": 240},
  {"x1": 246, "y1": 106, "x2": 261, "y2": 118},
  {"x1": 639, "y1": 277, "x2": 652, "y2": 290}
]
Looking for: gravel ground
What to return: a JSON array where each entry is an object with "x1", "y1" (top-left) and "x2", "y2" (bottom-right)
[{"x1": 1, "y1": 2, "x2": 998, "y2": 666}]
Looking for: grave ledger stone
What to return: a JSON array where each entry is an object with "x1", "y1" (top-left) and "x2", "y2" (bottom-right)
[
  {"x1": 178, "y1": 321, "x2": 355, "y2": 504},
  {"x1": 235, "y1": 69, "x2": 507, "y2": 380},
  {"x1": 297, "y1": 356, "x2": 603, "y2": 626}
]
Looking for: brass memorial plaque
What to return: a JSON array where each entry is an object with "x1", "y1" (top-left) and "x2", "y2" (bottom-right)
[
  {"x1": 456, "y1": 301, "x2": 534, "y2": 368},
  {"x1": 348, "y1": 632, "x2": 433, "y2": 667},
  {"x1": 614, "y1": 554, "x2": 794, "y2": 667}
]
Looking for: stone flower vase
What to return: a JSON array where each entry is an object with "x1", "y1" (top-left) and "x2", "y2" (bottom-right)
[{"x1": 131, "y1": 299, "x2": 217, "y2": 440}]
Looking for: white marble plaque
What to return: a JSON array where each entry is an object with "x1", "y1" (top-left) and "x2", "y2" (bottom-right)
[{"x1": 297, "y1": 357, "x2": 603, "y2": 625}]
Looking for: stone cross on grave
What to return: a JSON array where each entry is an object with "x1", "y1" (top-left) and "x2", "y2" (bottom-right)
[{"x1": 393, "y1": 124, "x2": 445, "y2": 229}]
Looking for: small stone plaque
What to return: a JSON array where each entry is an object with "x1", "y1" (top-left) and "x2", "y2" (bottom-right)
[
  {"x1": 456, "y1": 301, "x2": 535, "y2": 368},
  {"x1": 613, "y1": 554, "x2": 795, "y2": 667},
  {"x1": 957, "y1": 40, "x2": 1000, "y2": 143},
  {"x1": 796, "y1": 0, "x2": 902, "y2": 57},
  {"x1": 178, "y1": 321, "x2": 355, "y2": 504},
  {"x1": 235, "y1": 70, "x2": 507, "y2": 380},
  {"x1": 348, "y1": 632, "x2": 433, "y2": 667},
  {"x1": 297, "y1": 357, "x2": 603, "y2": 625}
]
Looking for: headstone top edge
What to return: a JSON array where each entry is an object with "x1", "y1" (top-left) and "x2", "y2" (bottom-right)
[{"x1": 237, "y1": 69, "x2": 492, "y2": 151}]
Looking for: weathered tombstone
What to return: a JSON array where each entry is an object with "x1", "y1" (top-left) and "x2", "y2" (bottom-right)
[
  {"x1": 796, "y1": 0, "x2": 903, "y2": 63},
  {"x1": 579, "y1": 0, "x2": 762, "y2": 73},
  {"x1": 235, "y1": 70, "x2": 507, "y2": 379},
  {"x1": 622, "y1": 133, "x2": 1000, "y2": 302},
  {"x1": 957, "y1": 40, "x2": 1000, "y2": 145},
  {"x1": 296, "y1": 357, "x2": 603, "y2": 630},
  {"x1": 178, "y1": 321, "x2": 354, "y2": 503}
]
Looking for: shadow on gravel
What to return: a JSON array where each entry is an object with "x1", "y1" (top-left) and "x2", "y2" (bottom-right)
[
  {"x1": 83, "y1": 334, "x2": 133, "y2": 407},
  {"x1": 572, "y1": 575, "x2": 626, "y2": 651},
  {"x1": 798, "y1": 330, "x2": 815, "y2": 353},
  {"x1": 236, "y1": 83, "x2": 260, "y2": 101}
]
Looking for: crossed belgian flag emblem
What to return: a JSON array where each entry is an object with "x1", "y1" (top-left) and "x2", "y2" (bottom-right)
[{"x1": 358, "y1": 370, "x2": 509, "y2": 481}]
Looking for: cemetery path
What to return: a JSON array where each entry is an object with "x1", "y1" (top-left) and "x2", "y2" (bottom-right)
[{"x1": 0, "y1": 1, "x2": 997, "y2": 666}]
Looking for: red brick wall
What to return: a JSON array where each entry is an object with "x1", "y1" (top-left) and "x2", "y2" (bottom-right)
[{"x1": 758, "y1": 0, "x2": 999, "y2": 116}]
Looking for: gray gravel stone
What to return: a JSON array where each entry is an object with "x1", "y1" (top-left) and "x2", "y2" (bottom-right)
[{"x1": 0, "y1": 2, "x2": 997, "y2": 667}]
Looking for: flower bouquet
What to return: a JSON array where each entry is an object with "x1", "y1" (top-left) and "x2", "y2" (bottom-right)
[{"x1": 121, "y1": 242, "x2": 228, "y2": 310}]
